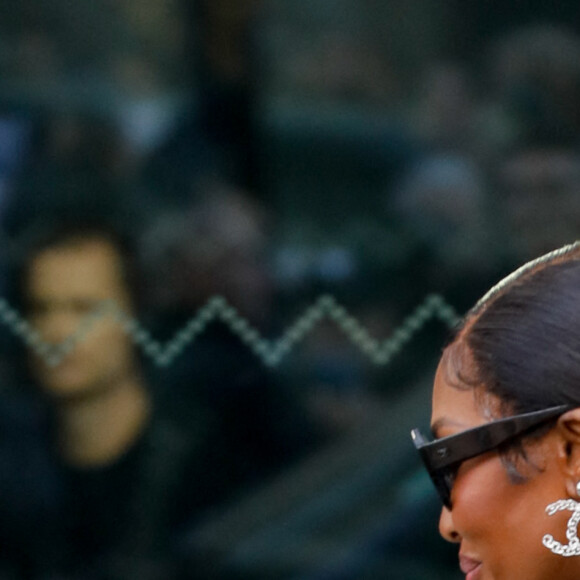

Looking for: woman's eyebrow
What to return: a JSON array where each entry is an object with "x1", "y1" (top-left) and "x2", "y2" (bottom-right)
[{"x1": 430, "y1": 417, "x2": 466, "y2": 438}]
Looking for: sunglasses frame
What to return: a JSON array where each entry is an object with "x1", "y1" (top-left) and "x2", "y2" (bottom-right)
[{"x1": 411, "y1": 404, "x2": 571, "y2": 509}]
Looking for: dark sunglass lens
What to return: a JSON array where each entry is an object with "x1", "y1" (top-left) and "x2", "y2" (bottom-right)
[{"x1": 432, "y1": 466, "x2": 457, "y2": 509}]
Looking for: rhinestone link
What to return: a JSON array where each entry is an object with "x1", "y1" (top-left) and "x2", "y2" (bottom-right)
[{"x1": 543, "y1": 497, "x2": 580, "y2": 557}]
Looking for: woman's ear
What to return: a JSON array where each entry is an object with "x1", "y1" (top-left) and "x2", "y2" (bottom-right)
[{"x1": 556, "y1": 408, "x2": 580, "y2": 498}]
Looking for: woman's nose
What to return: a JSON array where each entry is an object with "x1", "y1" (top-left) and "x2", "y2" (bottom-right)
[{"x1": 439, "y1": 505, "x2": 461, "y2": 543}]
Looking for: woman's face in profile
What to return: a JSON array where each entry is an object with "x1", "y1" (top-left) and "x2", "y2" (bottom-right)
[{"x1": 430, "y1": 344, "x2": 576, "y2": 580}]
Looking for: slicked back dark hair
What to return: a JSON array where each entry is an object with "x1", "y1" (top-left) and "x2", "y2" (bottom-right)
[{"x1": 454, "y1": 241, "x2": 580, "y2": 415}]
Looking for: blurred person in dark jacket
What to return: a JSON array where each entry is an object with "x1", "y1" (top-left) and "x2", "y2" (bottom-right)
[
  {"x1": 1, "y1": 214, "x2": 318, "y2": 579},
  {"x1": 2, "y1": 219, "x2": 237, "y2": 579}
]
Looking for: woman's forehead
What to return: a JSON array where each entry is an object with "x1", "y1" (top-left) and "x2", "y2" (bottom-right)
[
  {"x1": 439, "y1": 339, "x2": 478, "y2": 389},
  {"x1": 433, "y1": 340, "x2": 501, "y2": 426}
]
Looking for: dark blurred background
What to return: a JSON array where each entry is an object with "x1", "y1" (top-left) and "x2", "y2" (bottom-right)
[{"x1": 0, "y1": 1, "x2": 579, "y2": 578}]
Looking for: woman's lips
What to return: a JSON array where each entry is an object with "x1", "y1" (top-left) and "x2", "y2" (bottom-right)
[{"x1": 459, "y1": 555, "x2": 482, "y2": 579}]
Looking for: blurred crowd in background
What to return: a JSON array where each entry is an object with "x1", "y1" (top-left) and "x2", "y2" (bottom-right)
[{"x1": 0, "y1": 1, "x2": 578, "y2": 578}]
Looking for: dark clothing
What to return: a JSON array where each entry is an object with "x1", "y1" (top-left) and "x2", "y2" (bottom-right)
[
  {"x1": 0, "y1": 364, "x2": 318, "y2": 579},
  {"x1": 0, "y1": 393, "x2": 61, "y2": 579},
  {"x1": 0, "y1": 390, "x2": 231, "y2": 580},
  {"x1": 53, "y1": 412, "x2": 214, "y2": 579}
]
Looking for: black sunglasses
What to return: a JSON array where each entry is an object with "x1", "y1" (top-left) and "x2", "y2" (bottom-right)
[{"x1": 411, "y1": 404, "x2": 571, "y2": 509}]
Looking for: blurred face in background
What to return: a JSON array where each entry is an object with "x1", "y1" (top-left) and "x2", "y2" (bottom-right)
[{"x1": 25, "y1": 238, "x2": 137, "y2": 400}]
